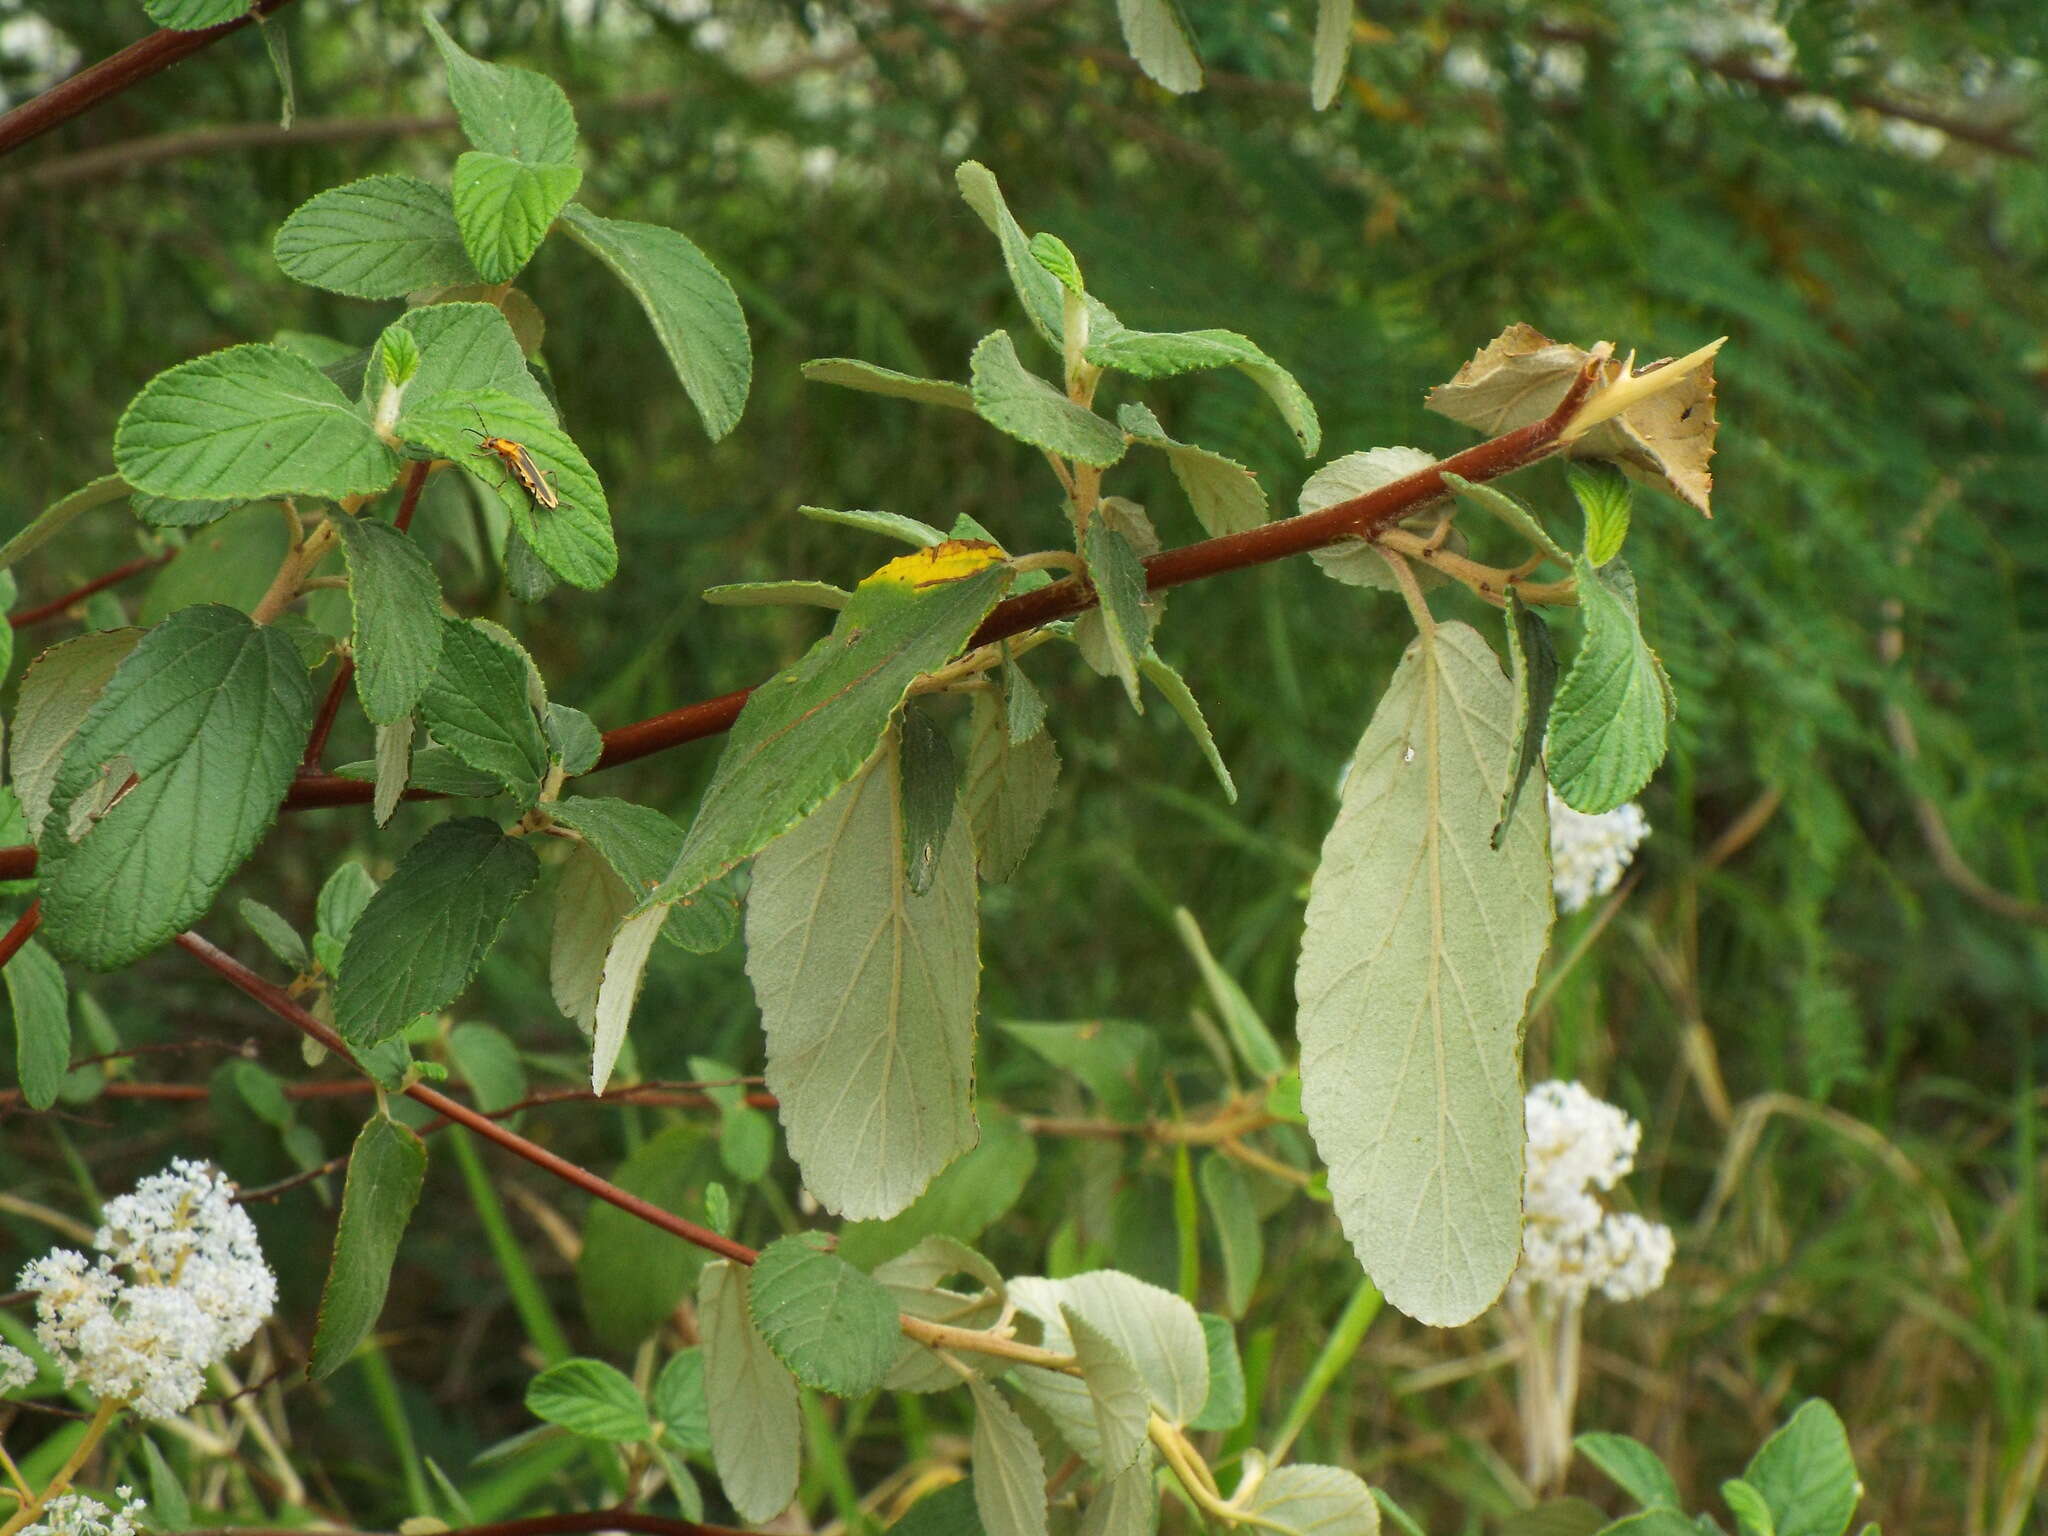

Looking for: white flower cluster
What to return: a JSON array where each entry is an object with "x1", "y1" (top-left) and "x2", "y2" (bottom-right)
[
  {"x1": 17, "y1": 1489, "x2": 147, "y2": 1536},
  {"x1": 16, "y1": 1160, "x2": 276, "y2": 1420},
  {"x1": 0, "y1": 1342, "x2": 35, "y2": 1393},
  {"x1": 1516, "y1": 1081, "x2": 1675, "y2": 1304},
  {"x1": 1548, "y1": 789, "x2": 1650, "y2": 914}
]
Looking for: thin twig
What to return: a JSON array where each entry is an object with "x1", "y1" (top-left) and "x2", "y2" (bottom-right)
[
  {"x1": 0, "y1": 902, "x2": 42, "y2": 972},
  {"x1": 9, "y1": 554, "x2": 171, "y2": 629},
  {"x1": 301, "y1": 660, "x2": 355, "y2": 770}
]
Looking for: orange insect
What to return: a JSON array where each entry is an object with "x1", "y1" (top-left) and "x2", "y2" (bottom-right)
[{"x1": 464, "y1": 406, "x2": 559, "y2": 509}]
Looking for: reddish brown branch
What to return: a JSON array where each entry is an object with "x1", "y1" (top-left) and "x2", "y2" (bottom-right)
[
  {"x1": 173, "y1": 931, "x2": 760, "y2": 1265},
  {"x1": 0, "y1": 0, "x2": 299, "y2": 160},
  {"x1": 0, "y1": 901, "x2": 42, "y2": 970},
  {"x1": 302, "y1": 660, "x2": 355, "y2": 770},
  {"x1": 0, "y1": 370, "x2": 1593, "y2": 884},
  {"x1": 10, "y1": 554, "x2": 171, "y2": 630}
]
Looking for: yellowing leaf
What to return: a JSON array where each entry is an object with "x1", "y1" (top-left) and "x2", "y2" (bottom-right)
[{"x1": 865, "y1": 538, "x2": 1010, "y2": 591}]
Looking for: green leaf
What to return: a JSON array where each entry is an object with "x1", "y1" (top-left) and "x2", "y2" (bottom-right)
[
  {"x1": 645, "y1": 552, "x2": 1012, "y2": 908},
  {"x1": 361, "y1": 302, "x2": 555, "y2": 422},
  {"x1": 1598, "y1": 1515, "x2": 1711, "y2": 1536},
  {"x1": 1723, "y1": 1480, "x2": 1776, "y2": 1536},
  {"x1": 417, "y1": 619, "x2": 550, "y2": 806},
  {"x1": 378, "y1": 327, "x2": 421, "y2": 389},
  {"x1": 1243, "y1": 1465, "x2": 1381, "y2": 1536},
  {"x1": 899, "y1": 706, "x2": 959, "y2": 897},
  {"x1": 545, "y1": 702, "x2": 602, "y2": 775},
  {"x1": 397, "y1": 387, "x2": 614, "y2": 590},
  {"x1": 1440, "y1": 472, "x2": 1571, "y2": 563},
  {"x1": 1296, "y1": 620, "x2": 1554, "y2": 1325},
  {"x1": 1310, "y1": 0, "x2": 1354, "y2": 108},
  {"x1": 318, "y1": 861, "x2": 378, "y2": 947},
  {"x1": 749, "y1": 1235, "x2": 903, "y2": 1397},
  {"x1": 699, "y1": 1260, "x2": 802, "y2": 1523},
  {"x1": 1172, "y1": 908, "x2": 1281, "y2": 1079},
  {"x1": 558, "y1": 203, "x2": 751, "y2": 442},
  {"x1": 654, "y1": 1348, "x2": 711, "y2": 1453},
  {"x1": 1117, "y1": 402, "x2": 1265, "y2": 536},
  {"x1": 140, "y1": 1440, "x2": 190, "y2": 1532},
  {"x1": 838, "y1": 1110, "x2": 1036, "y2": 1269},
  {"x1": 1003, "y1": 648, "x2": 1049, "y2": 740},
  {"x1": 1570, "y1": 464, "x2": 1634, "y2": 567},
  {"x1": 1029, "y1": 232, "x2": 1086, "y2": 294},
  {"x1": 798, "y1": 504, "x2": 948, "y2": 547},
  {"x1": 273, "y1": 175, "x2": 481, "y2": 300},
  {"x1": 1080, "y1": 518, "x2": 1149, "y2": 708},
  {"x1": 969, "y1": 1381, "x2": 1049, "y2": 1536},
  {"x1": 703, "y1": 580, "x2": 850, "y2": 611},
  {"x1": 745, "y1": 737, "x2": 981, "y2": 1219},
  {"x1": 136, "y1": 504, "x2": 288, "y2": 625},
  {"x1": 547, "y1": 796, "x2": 737, "y2": 953},
  {"x1": 1009, "y1": 1271, "x2": 1209, "y2": 1452},
  {"x1": 309, "y1": 1115, "x2": 428, "y2": 1379},
  {"x1": 577, "y1": 1125, "x2": 719, "y2": 1351},
  {"x1": 1000, "y1": 1020, "x2": 1158, "y2": 1123},
  {"x1": 525, "y1": 1358, "x2": 652, "y2": 1443},
  {"x1": 1742, "y1": 1401, "x2": 1860, "y2": 1536},
  {"x1": 452, "y1": 152, "x2": 581, "y2": 284},
  {"x1": 892, "y1": 1480, "x2": 986, "y2": 1536},
  {"x1": 801, "y1": 359, "x2": 972, "y2": 413},
  {"x1": 1496, "y1": 593, "x2": 1559, "y2": 848},
  {"x1": 439, "y1": 1024, "x2": 521, "y2": 1116},
  {"x1": 238, "y1": 898, "x2": 308, "y2": 971},
  {"x1": 333, "y1": 515, "x2": 446, "y2": 726},
  {"x1": 424, "y1": 13, "x2": 579, "y2": 165},
  {"x1": 962, "y1": 690, "x2": 1059, "y2": 885},
  {"x1": 1086, "y1": 328, "x2": 1319, "y2": 456},
  {"x1": 970, "y1": 331, "x2": 1126, "y2": 467},
  {"x1": 1198, "y1": 1156, "x2": 1263, "y2": 1316},
  {"x1": 1115, "y1": 0, "x2": 1202, "y2": 92},
  {"x1": 334, "y1": 818, "x2": 539, "y2": 1047},
  {"x1": 1188, "y1": 1313, "x2": 1245, "y2": 1431},
  {"x1": 7, "y1": 938, "x2": 69, "y2": 1111},
  {"x1": 1140, "y1": 652, "x2": 1237, "y2": 803},
  {"x1": 0, "y1": 475, "x2": 132, "y2": 573},
  {"x1": 38, "y1": 607, "x2": 315, "y2": 970},
  {"x1": 955, "y1": 162, "x2": 1109, "y2": 353},
  {"x1": 1064, "y1": 1306, "x2": 1149, "y2": 1472},
  {"x1": 116, "y1": 345, "x2": 397, "y2": 501},
  {"x1": 1079, "y1": 1459, "x2": 1157, "y2": 1536},
  {"x1": 10, "y1": 629, "x2": 144, "y2": 840},
  {"x1": 1300, "y1": 448, "x2": 1448, "y2": 593},
  {"x1": 1574, "y1": 1434, "x2": 1682, "y2": 1510},
  {"x1": 1545, "y1": 559, "x2": 1672, "y2": 815},
  {"x1": 143, "y1": 0, "x2": 245, "y2": 28}
]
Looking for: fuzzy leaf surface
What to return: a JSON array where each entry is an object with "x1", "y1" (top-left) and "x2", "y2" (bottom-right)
[
  {"x1": 452, "y1": 152, "x2": 581, "y2": 283},
  {"x1": 1115, "y1": 0, "x2": 1203, "y2": 92},
  {"x1": 749, "y1": 1235, "x2": 903, "y2": 1397},
  {"x1": 333, "y1": 515, "x2": 446, "y2": 725},
  {"x1": 273, "y1": 175, "x2": 480, "y2": 299},
  {"x1": 7, "y1": 939, "x2": 69, "y2": 1111},
  {"x1": 1295, "y1": 620, "x2": 1552, "y2": 1325},
  {"x1": 970, "y1": 331, "x2": 1126, "y2": 467},
  {"x1": 419, "y1": 618, "x2": 550, "y2": 806},
  {"x1": 1545, "y1": 559, "x2": 1671, "y2": 814},
  {"x1": 525, "y1": 1359, "x2": 652, "y2": 1443},
  {"x1": 699, "y1": 1260, "x2": 802, "y2": 1523},
  {"x1": 1117, "y1": 402, "x2": 1265, "y2": 536},
  {"x1": 11, "y1": 629, "x2": 143, "y2": 839},
  {"x1": 309, "y1": 1115, "x2": 428, "y2": 1379},
  {"x1": 802, "y1": 359, "x2": 973, "y2": 412},
  {"x1": 963, "y1": 692, "x2": 1059, "y2": 884},
  {"x1": 424, "y1": 13, "x2": 579, "y2": 165}
]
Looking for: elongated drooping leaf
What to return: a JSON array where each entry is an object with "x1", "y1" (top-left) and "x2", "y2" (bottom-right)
[
  {"x1": 648, "y1": 546, "x2": 1011, "y2": 908},
  {"x1": 698, "y1": 1260, "x2": 802, "y2": 1523},
  {"x1": 0, "y1": 475, "x2": 132, "y2": 574},
  {"x1": 1080, "y1": 1457, "x2": 1158, "y2": 1536},
  {"x1": 309, "y1": 1115, "x2": 428, "y2": 1379},
  {"x1": 1243, "y1": 1465, "x2": 1381, "y2": 1536},
  {"x1": 335, "y1": 818, "x2": 539, "y2": 1047},
  {"x1": 1115, "y1": 0, "x2": 1203, "y2": 93},
  {"x1": 1189, "y1": 1313, "x2": 1245, "y2": 1431},
  {"x1": 749, "y1": 1235, "x2": 903, "y2": 1397},
  {"x1": 703, "y1": 580, "x2": 850, "y2": 611},
  {"x1": 1310, "y1": 0, "x2": 1355, "y2": 108},
  {"x1": 1198, "y1": 1155, "x2": 1263, "y2": 1316},
  {"x1": 955, "y1": 162, "x2": 1120, "y2": 354},
  {"x1": 333, "y1": 515, "x2": 446, "y2": 725},
  {"x1": 970, "y1": 331, "x2": 1126, "y2": 468},
  {"x1": 452, "y1": 151, "x2": 581, "y2": 284},
  {"x1": 525, "y1": 1358, "x2": 652, "y2": 1443},
  {"x1": 970, "y1": 1380, "x2": 1049, "y2": 1536},
  {"x1": 419, "y1": 618, "x2": 550, "y2": 805},
  {"x1": 1440, "y1": 472, "x2": 1571, "y2": 563},
  {"x1": 746, "y1": 738, "x2": 981, "y2": 1220},
  {"x1": 1117, "y1": 402, "x2": 1265, "y2": 536},
  {"x1": 559, "y1": 203, "x2": 751, "y2": 442},
  {"x1": 424, "y1": 13, "x2": 579, "y2": 165},
  {"x1": 1082, "y1": 519, "x2": 1149, "y2": 709},
  {"x1": 1140, "y1": 652, "x2": 1236, "y2": 802},
  {"x1": 589, "y1": 903, "x2": 665, "y2": 1092},
  {"x1": 802, "y1": 359, "x2": 973, "y2": 412},
  {"x1": 899, "y1": 706, "x2": 959, "y2": 896},
  {"x1": 800, "y1": 504, "x2": 948, "y2": 548},
  {"x1": 39, "y1": 608, "x2": 314, "y2": 970},
  {"x1": 1545, "y1": 559, "x2": 1671, "y2": 815},
  {"x1": 115, "y1": 345, "x2": 396, "y2": 501},
  {"x1": 1295, "y1": 620, "x2": 1553, "y2": 1325},
  {"x1": 11, "y1": 629, "x2": 144, "y2": 839},
  {"x1": 398, "y1": 388, "x2": 614, "y2": 590},
  {"x1": 273, "y1": 175, "x2": 481, "y2": 300},
  {"x1": 1497, "y1": 592, "x2": 1559, "y2": 847},
  {"x1": 1085, "y1": 328, "x2": 1320, "y2": 456},
  {"x1": 963, "y1": 691, "x2": 1059, "y2": 885},
  {"x1": 7, "y1": 938, "x2": 70, "y2": 1111}
]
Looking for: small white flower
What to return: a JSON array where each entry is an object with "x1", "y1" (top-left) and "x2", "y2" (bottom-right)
[
  {"x1": 18, "y1": 1489, "x2": 148, "y2": 1536},
  {"x1": 18, "y1": 1160, "x2": 275, "y2": 1420},
  {"x1": 1548, "y1": 789, "x2": 1649, "y2": 914},
  {"x1": 0, "y1": 1342, "x2": 36, "y2": 1393},
  {"x1": 1515, "y1": 1081, "x2": 1674, "y2": 1305}
]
